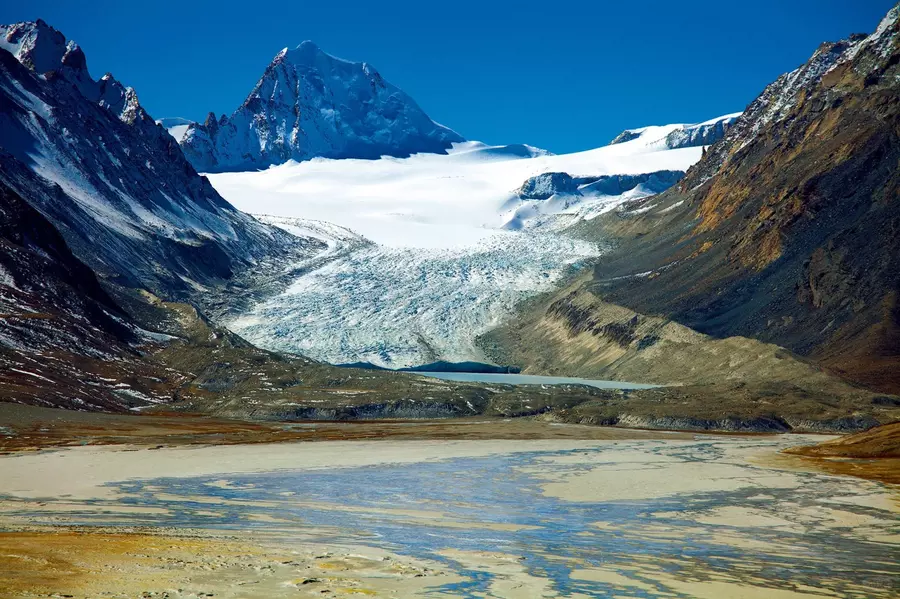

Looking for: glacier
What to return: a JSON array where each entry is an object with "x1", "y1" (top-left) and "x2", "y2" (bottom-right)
[
  {"x1": 211, "y1": 121, "x2": 734, "y2": 367},
  {"x1": 228, "y1": 223, "x2": 600, "y2": 368}
]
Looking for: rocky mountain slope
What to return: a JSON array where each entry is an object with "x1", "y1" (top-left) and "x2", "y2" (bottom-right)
[
  {"x1": 0, "y1": 20, "x2": 312, "y2": 300},
  {"x1": 0, "y1": 172, "x2": 131, "y2": 356},
  {"x1": 0, "y1": 173, "x2": 184, "y2": 411},
  {"x1": 179, "y1": 41, "x2": 463, "y2": 173},
  {"x1": 484, "y1": 4, "x2": 900, "y2": 395}
]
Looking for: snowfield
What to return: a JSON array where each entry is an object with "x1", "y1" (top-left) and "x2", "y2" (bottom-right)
[
  {"x1": 209, "y1": 121, "x2": 728, "y2": 367},
  {"x1": 209, "y1": 135, "x2": 705, "y2": 247}
]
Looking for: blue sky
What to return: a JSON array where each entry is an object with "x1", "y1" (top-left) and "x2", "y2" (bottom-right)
[{"x1": 3, "y1": 0, "x2": 895, "y2": 153}]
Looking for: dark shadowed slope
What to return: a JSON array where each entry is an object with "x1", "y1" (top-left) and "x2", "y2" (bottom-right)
[
  {"x1": 0, "y1": 20, "x2": 316, "y2": 300},
  {"x1": 0, "y1": 171, "x2": 184, "y2": 411}
]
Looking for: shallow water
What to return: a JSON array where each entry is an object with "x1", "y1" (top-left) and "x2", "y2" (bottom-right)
[
  {"x1": 412, "y1": 371, "x2": 661, "y2": 389},
  {"x1": 12, "y1": 437, "x2": 896, "y2": 598}
]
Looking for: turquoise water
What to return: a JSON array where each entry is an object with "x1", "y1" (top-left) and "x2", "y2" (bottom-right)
[
  {"x1": 12, "y1": 439, "x2": 896, "y2": 597},
  {"x1": 412, "y1": 371, "x2": 661, "y2": 389}
]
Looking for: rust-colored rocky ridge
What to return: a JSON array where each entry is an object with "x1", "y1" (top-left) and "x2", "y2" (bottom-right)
[{"x1": 487, "y1": 5, "x2": 900, "y2": 396}]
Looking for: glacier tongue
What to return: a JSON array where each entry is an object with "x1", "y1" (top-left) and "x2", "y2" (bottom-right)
[{"x1": 226, "y1": 229, "x2": 600, "y2": 368}]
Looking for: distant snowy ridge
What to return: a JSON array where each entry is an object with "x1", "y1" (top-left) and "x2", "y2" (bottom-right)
[
  {"x1": 502, "y1": 170, "x2": 685, "y2": 230},
  {"x1": 156, "y1": 117, "x2": 194, "y2": 142},
  {"x1": 609, "y1": 113, "x2": 742, "y2": 149},
  {"x1": 448, "y1": 141, "x2": 553, "y2": 159},
  {"x1": 179, "y1": 41, "x2": 464, "y2": 173}
]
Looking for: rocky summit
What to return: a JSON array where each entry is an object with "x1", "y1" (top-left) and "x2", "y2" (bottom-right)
[{"x1": 178, "y1": 41, "x2": 464, "y2": 173}]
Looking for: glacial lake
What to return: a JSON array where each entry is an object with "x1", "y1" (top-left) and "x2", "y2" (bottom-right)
[{"x1": 413, "y1": 371, "x2": 661, "y2": 390}]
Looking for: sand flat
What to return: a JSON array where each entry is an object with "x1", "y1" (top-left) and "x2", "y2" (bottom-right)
[
  {"x1": 0, "y1": 439, "x2": 620, "y2": 500},
  {"x1": 0, "y1": 432, "x2": 896, "y2": 598},
  {"x1": 0, "y1": 529, "x2": 463, "y2": 599}
]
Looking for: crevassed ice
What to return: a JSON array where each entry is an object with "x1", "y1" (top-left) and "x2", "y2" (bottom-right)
[{"x1": 227, "y1": 232, "x2": 600, "y2": 368}]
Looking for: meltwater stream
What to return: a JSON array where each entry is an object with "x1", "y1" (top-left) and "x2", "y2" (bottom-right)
[{"x1": 15, "y1": 437, "x2": 897, "y2": 598}]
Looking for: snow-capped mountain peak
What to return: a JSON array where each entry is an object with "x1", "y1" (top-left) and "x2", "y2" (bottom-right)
[
  {"x1": 285, "y1": 39, "x2": 325, "y2": 62},
  {"x1": 0, "y1": 19, "x2": 73, "y2": 73},
  {"x1": 0, "y1": 20, "x2": 156, "y2": 130},
  {"x1": 840, "y1": 3, "x2": 899, "y2": 63},
  {"x1": 179, "y1": 41, "x2": 464, "y2": 172}
]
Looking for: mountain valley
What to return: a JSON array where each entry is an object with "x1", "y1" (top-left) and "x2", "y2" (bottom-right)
[
  {"x1": 0, "y1": 10, "x2": 898, "y2": 432},
  {"x1": 1, "y1": 5, "x2": 899, "y2": 599}
]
